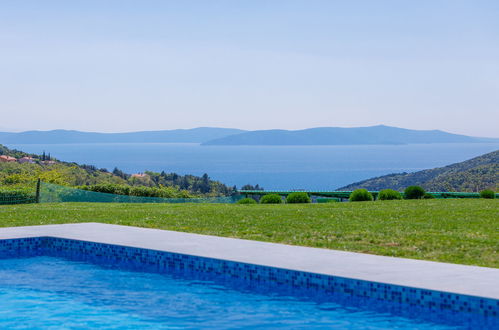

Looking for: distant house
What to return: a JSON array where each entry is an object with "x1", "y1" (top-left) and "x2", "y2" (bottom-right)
[
  {"x1": 131, "y1": 173, "x2": 149, "y2": 178},
  {"x1": 18, "y1": 156, "x2": 36, "y2": 164},
  {"x1": 41, "y1": 160, "x2": 56, "y2": 165},
  {"x1": 0, "y1": 155, "x2": 17, "y2": 163}
]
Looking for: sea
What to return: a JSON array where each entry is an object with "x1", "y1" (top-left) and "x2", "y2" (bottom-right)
[{"x1": 7, "y1": 143, "x2": 499, "y2": 190}]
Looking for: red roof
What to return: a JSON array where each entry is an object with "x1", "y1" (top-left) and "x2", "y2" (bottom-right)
[{"x1": 0, "y1": 155, "x2": 16, "y2": 161}]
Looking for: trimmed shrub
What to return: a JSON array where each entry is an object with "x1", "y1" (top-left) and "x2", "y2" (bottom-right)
[
  {"x1": 260, "y1": 194, "x2": 283, "y2": 204},
  {"x1": 349, "y1": 189, "x2": 373, "y2": 202},
  {"x1": 480, "y1": 189, "x2": 496, "y2": 199},
  {"x1": 423, "y1": 193, "x2": 435, "y2": 199},
  {"x1": 286, "y1": 192, "x2": 311, "y2": 204},
  {"x1": 378, "y1": 189, "x2": 402, "y2": 200},
  {"x1": 404, "y1": 186, "x2": 426, "y2": 199},
  {"x1": 237, "y1": 197, "x2": 257, "y2": 204}
]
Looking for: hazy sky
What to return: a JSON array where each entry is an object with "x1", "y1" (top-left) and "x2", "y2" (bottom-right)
[{"x1": 1, "y1": 1, "x2": 498, "y2": 137}]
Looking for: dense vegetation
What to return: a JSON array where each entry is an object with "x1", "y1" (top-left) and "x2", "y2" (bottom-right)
[
  {"x1": 1, "y1": 199, "x2": 497, "y2": 267},
  {"x1": 0, "y1": 145, "x2": 37, "y2": 159},
  {"x1": 0, "y1": 144, "x2": 237, "y2": 197},
  {"x1": 80, "y1": 184, "x2": 191, "y2": 198},
  {"x1": 144, "y1": 172, "x2": 235, "y2": 196},
  {"x1": 0, "y1": 161, "x2": 123, "y2": 187},
  {"x1": 349, "y1": 189, "x2": 373, "y2": 202},
  {"x1": 480, "y1": 189, "x2": 496, "y2": 199},
  {"x1": 240, "y1": 184, "x2": 264, "y2": 191},
  {"x1": 404, "y1": 186, "x2": 426, "y2": 199},
  {"x1": 339, "y1": 150, "x2": 499, "y2": 192}
]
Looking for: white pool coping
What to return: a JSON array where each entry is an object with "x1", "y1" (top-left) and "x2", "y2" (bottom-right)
[{"x1": 0, "y1": 223, "x2": 498, "y2": 300}]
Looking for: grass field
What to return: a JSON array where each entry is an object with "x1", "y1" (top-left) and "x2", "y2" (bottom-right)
[{"x1": 0, "y1": 199, "x2": 497, "y2": 267}]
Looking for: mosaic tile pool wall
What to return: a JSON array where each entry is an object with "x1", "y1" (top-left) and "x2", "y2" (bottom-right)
[{"x1": 0, "y1": 236, "x2": 497, "y2": 325}]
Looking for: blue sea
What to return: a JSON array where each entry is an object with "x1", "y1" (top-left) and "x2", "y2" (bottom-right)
[{"x1": 7, "y1": 143, "x2": 499, "y2": 190}]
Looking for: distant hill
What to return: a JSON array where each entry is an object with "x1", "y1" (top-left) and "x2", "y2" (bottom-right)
[
  {"x1": 0, "y1": 127, "x2": 246, "y2": 144},
  {"x1": 3, "y1": 126, "x2": 497, "y2": 146},
  {"x1": 202, "y1": 125, "x2": 498, "y2": 146},
  {"x1": 338, "y1": 150, "x2": 499, "y2": 192}
]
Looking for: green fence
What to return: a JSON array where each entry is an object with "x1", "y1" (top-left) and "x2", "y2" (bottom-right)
[
  {"x1": 1, "y1": 183, "x2": 496, "y2": 205},
  {"x1": 39, "y1": 182, "x2": 241, "y2": 204},
  {"x1": 0, "y1": 190, "x2": 36, "y2": 205},
  {"x1": 239, "y1": 190, "x2": 497, "y2": 200}
]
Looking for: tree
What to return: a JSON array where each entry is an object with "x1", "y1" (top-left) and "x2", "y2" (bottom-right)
[
  {"x1": 199, "y1": 173, "x2": 211, "y2": 193},
  {"x1": 112, "y1": 167, "x2": 128, "y2": 179}
]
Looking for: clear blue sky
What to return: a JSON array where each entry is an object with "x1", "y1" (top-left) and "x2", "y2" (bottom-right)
[{"x1": 1, "y1": 1, "x2": 498, "y2": 137}]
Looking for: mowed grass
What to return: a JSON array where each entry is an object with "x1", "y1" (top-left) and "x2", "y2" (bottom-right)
[{"x1": 0, "y1": 199, "x2": 497, "y2": 267}]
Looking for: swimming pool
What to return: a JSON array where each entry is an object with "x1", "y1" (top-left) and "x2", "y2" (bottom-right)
[
  {"x1": 0, "y1": 256, "x2": 468, "y2": 329},
  {"x1": 0, "y1": 235, "x2": 497, "y2": 329}
]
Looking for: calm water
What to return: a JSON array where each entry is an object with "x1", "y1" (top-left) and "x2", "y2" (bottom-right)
[
  {"x1": 7, "y1": 143, "x2": 499, "y2": 190},
  {"x1": 0, "y1": 256, "x2": 464, "y2": 329}
]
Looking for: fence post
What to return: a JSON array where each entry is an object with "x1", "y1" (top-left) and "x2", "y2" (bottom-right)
[{"x1": 35, "y1": 178, "x2": 41, "y2": 203}]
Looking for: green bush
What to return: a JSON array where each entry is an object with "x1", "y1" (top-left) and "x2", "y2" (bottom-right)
[
  {"x1": 286, "y1": 192, "x2": 311, "y2": 204},
  {"x1": 404, "y1": 186, "x2": 426, "y2": 199},
  {"x1": 237, "y1": 197, "x2": 257, "y2": 204},
  {"x1": 378, "y1": 189, "x2": 402, "y2": 200},
  {"x1": 260, "y1": 194, "x2": 283, "y2": 204},
  {"x1": 480, "y1": 189, "x2": 496, "y2": 199},
  {"x1": 349, "y1": 189, "x2": 373, "y2": 202},
  {"x1": 423, "y1": 193, "x2": 435, "y2": 199}
]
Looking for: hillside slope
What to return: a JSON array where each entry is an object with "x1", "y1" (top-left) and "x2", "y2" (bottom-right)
[
  {"x1": 339, "y1": 150, "x2": 499, "y2": 192},
  {"x1": 202, "y1": 125, "x2": 498, "y2": 145},
  {"x1": 0, "y1": 145, "x2": 236, "y2": 197}
]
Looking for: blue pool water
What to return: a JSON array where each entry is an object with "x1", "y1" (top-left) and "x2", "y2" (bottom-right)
[{"x1": 0, "y1": 256, "x2": 470, "y2": 329}]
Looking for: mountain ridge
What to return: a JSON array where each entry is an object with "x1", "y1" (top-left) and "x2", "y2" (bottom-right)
[
  {"x1": 0, "y1": 127, "x2": 246, "y2": 144},
  {"x1": 1, "y1": 125, "x2": 498, "y2": 145},
  {"x1": 202, "y1": 125, "x2": 498, "y2": 146}
]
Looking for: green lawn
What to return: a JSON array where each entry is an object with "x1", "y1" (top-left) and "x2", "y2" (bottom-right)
[{"x1": 0, "y1": 200, "x2": 497, "y2": 267}]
